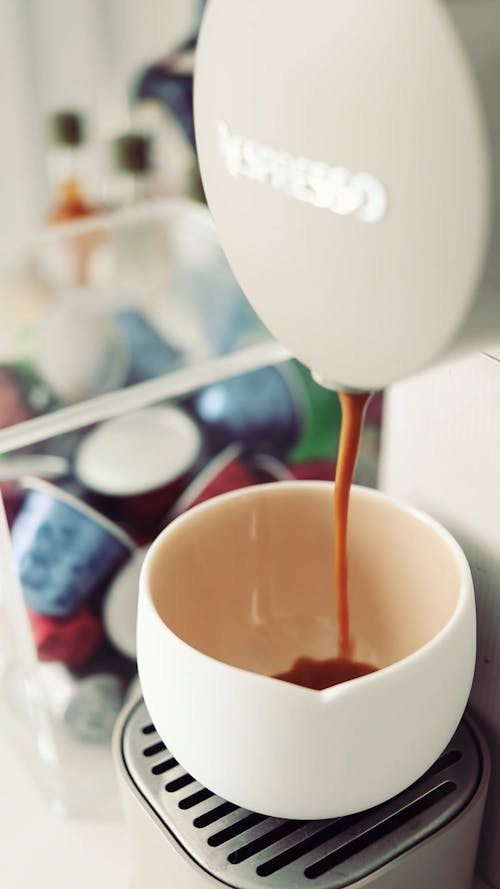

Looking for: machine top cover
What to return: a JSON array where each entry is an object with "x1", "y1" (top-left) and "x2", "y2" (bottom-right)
[{"x1": 194, "y1": 0, "x2": 490, "y2": 390}]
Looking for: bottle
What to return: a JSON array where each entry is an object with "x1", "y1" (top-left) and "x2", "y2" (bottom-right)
[
  {"x1": 45, "y1": 111, "x2": 101, "y2": 287},
  {"x1": 46, "y1": 111, "x2": 95, "y2": 223},
  {"x1": 109, "y1": 132, "x2": 155, "y2": 207}
]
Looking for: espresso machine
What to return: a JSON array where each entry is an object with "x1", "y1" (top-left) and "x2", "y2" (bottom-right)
[{"x1": 115, "y1": 2, "x2": 500, "y2": 886}]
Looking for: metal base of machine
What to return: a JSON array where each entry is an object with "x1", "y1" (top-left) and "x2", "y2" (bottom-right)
[{"x1": 114, "y1": 698, "x2": 490, "y2": 889}]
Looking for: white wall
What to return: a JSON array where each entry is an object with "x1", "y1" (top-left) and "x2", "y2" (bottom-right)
[
  {"x1": 0, "y1": 1, "x2": 46, "y2": 240},
  {"x1": 0, "y1": 0, "x2": 197, "y2": 241}
]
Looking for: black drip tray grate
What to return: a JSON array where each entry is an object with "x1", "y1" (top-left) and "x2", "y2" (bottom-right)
[{"x1": 121, "y1": 700, "x2": 481, "y2": 889}]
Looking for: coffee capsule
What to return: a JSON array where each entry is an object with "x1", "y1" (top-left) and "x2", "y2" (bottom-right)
[
  {"x1": 191, "y1": 361, "x2": 341, "y2": 458},
  {"x1": 103, "y1": 549, "x2": 147, "y2": 660},
  {"x1": 28, "y1": 607, "x2": 104, "y2": 668},
  {"x1": 36, "y1": 663, "x2": 125, "y2": 744},
  {"x1": 11, "y1": 477, "x2": 134, "y2": 617},
  {"x1": 75, "y1": 406, "x2": 202, "y2": 533},
  {"x1": 114, "y1": 308, "x2": 184, "y2": 384},
  {"x1": 35, "y1": 294, "x2": 129, "y2": 401},
  {"x1": 190, "y1": 364, "x2": 302, "y2": 453},
  {"x1": 64, "y1": 673, "x2": 124, "y2": 744}
]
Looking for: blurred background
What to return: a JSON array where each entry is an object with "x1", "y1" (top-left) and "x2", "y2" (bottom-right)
[{"x1": 0, "y1": 0, "x2": 206, "y2": 240}]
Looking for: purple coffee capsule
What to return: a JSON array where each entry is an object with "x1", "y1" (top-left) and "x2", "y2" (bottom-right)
[{"x1": 191, "y1": 364, "x2": 303, "y2": 453}]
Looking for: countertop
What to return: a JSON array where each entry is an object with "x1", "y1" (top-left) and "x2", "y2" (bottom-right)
[{"x1": 0, "y1": 725, "x2": 130, "y2": 889}]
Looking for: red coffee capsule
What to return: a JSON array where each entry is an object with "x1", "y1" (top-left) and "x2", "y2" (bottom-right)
[
  {"x1": 74, "y1": 406, "x2": 202, "y2": 537},
  {"x1": 28, "y1": 607, "x2": 103, "y2": 668},
  {"x1": 189, "y1": 458, "x2": 257, "y2": 508},
  {"x1": 291, "y1": 459, "x2": 336, "y2": 482},
  {"x1": 168, "y1": 445, "x2": 258, "y2": 519}
]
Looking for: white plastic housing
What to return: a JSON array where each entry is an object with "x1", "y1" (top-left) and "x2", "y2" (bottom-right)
[
  {"x1": 194, "y1": 0, "x2": 500, "y2": 390},
  {"x1": 380, "y1": 351, "x2": 500, "y2": 886}
]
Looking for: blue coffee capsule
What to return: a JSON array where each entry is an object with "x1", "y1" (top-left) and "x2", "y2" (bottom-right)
[
  {"x1": 191, "y1": 364, "x2": 303, "y2": 453},
  {"x1": 115, "y1": 309, "x2": 183, "y2": 384},
  {"x1": 11, "y1": 478, "x2": 134, "y2": 618}
]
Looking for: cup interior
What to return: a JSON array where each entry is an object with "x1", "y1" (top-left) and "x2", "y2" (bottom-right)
[{"x1": 146, "y1": 483, "x2": 462, "y2": 677}]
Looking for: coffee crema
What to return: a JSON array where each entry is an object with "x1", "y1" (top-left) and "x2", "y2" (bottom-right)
[{"x1": 274, "y1": 654, "x2": 377, "y2": 691}]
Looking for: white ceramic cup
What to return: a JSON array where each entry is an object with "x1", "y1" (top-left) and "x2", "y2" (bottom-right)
[{"x1": 137, "y1": 482, "x2": 475, "y2": 819}]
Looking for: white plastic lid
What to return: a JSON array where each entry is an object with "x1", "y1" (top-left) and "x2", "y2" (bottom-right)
[
  {"x1": 103, "y1": 548, "x2": 146, "y2": 658},
  {"x1": 75, "y1": 406, "x2": 201, "y2": 496}
]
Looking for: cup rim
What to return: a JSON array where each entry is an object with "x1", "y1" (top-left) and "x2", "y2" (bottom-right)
[
  {"x1": 140, "y1": 480, "x2": 473, "y2": 699},
  {"x1": 21, "y1": 475, "x2": 135, "y2": 550},
  {"x1": 74, "y1": 405, "x2": 202, "y2": 497}
]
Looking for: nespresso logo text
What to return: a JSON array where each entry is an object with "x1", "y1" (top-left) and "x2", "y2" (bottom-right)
[{"x1": 218, "y1": 122, "x2": 387, "y2": 223}]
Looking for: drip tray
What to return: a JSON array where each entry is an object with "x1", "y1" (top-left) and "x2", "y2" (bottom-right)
[{"x1": 120, "y1": 700, "x2": 482, "y2": 889}]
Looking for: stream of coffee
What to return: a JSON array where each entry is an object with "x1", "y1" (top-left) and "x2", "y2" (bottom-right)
[
  {"x1": 334, "y1": 391, "x2": 372, "y2": 655},
  {"x1": 273, "y1": 391, "x2": 376, "y2": 690}
]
